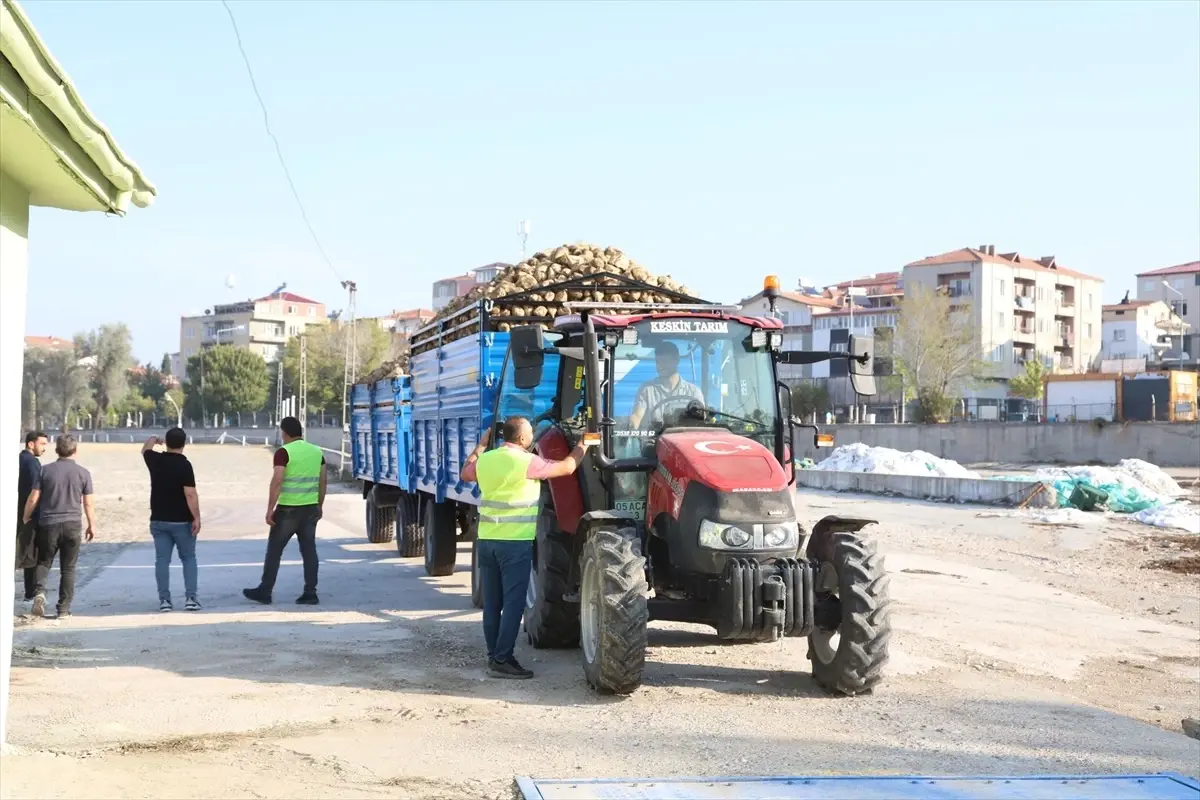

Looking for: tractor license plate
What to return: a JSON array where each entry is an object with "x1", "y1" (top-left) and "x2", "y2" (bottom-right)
[{"x1": 614, "y1": 500, "x2": 646, "y2": 520}]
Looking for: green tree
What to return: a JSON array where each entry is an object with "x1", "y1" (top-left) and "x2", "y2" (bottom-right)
[
  {"x1": 22, "y1": 348, "x2": 55, "y2": 430},
  {"x1": 139, "y1": 364, "x2": 169, "y2": 405},
  {"x1": 280, "y1": 321, "x2": 392, "y2": 416},
  {"x1": 161, "y1": 353, "x2": 173, "y2": 375},
  {"x1": 790, "y1": 382, "x2": 830, "y2": 420},
  {"x1": 893, "y1": 285, "x2": 992, "y2": 423},
  {"x1": 183, "y1": 345, "x2": 270, "y2": 420},
  {"x1": 42, "y1": 349, "x2": 91, "y2": 432},
  {"x1": 76, "y1": 323, "x2": 134, "y2": 427},
  {"x1": 1009, "y1": 358, "x2": 1046, "y2": 402},
  {"x1": 113, "y1": 386, "x2": 156, "y2": 424}
]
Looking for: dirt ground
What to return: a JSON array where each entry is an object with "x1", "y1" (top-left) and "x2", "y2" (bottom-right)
[{"x1": 2, "y1": 443, "x2": 1198, "y2": 799}]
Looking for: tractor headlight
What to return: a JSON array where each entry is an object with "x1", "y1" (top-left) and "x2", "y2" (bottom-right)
[
  {"x1": 763, "y1": 522, "x2": 798, "y2": 549},
  {"x1": 699, "y1": 520, "x2": 752, "y2": 549}
]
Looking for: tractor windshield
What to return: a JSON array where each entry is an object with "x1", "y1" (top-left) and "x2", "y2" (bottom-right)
[{"x1": 606, "y1": 318, "x2": 778, "y2": 519}]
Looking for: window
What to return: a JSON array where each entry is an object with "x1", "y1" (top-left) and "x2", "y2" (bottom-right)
[
  {"x1": 1113, "y1": 329, "x2": 1126, "y2": 341},
  {"x1": 1038, "y1": 319, "x2": 1044, "y2": 333},
  {"x1": 1086, "y1": 323, "x2": 1093, "y2": 338},
  {"x1": 996, "y1": 312, "x2": 1004, "y2": 328},
  {"x1": 1194, "y1": 274, "x2": 1200, "y2": 287},
  {"x1": 999, "y1": 279, "x2": 1006, "y2": 296},
  {"x1": 307, "y1": 307, "x2": 315, "y2": 317},
  {"x1": 287, "y1": 305, "x2": 297, "y2": 314},
  {"x1": 1087, "y1": 294, "x2": 1093, "y2": 309},
  {"x1": 1173, "y1": 277, "x2": 1188, "y2": 291}
]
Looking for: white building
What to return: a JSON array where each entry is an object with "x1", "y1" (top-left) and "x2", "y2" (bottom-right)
[
  {"x1": 1134, "y1": 260, "x2": 1199, "y2": 367},
  {"x1": 904, "y1": 245, "x2": 1104, "y2": 381},
  {"x1": 1100, "y1": 298, "x2": 1190, "y2": 365}
]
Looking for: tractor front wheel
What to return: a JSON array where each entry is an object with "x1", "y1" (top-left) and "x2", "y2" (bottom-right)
[
  {"x1": 524, "y1": 506, "x2": 580, "y2": 648},
  {"x1": 807, "y1": 529, "x2": 891, "y2": 695},
  {"x1": 579, "y1": 526, "x2": 648, "y2": 694}
]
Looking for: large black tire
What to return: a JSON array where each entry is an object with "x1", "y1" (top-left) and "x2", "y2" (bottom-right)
[
  {"x1": 807, "y1": 529, "x2": 891, "y2": 695},
  {"x1": 424, "y1": 500, "x2": 458, "y2": 577},
  {"x1": 524, "y1": 506, "x2": 580, "y2": 649},
  {"x1": 396, "y1": 494, "x2": 424, "y2": 558},
  {"x1": 470, "y1": 538, "x2": 483, "y2": 609},
  {"x1": 579, "y1": 526, "x2": 648, "y2": 694},
  {"x1": 365, "y1": 486, "x2": 396, "y2": 544}
]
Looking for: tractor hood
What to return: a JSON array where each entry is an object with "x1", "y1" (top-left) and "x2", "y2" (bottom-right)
[{"x1": 657, "y1": 429, "x2": 787, "y2": 493}]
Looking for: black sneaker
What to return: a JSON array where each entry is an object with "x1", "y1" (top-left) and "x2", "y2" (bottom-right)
[
  {"x1": 487, "y1": 658, "x2": 533, "y2": 679},
  {"x1": 243, "y1": 587, "x2": 272, "y2": 604},
  {"x1": 184, "y1": 597, "x2": 202, "y2": 611},
  {"x1": 295, "y1": 593, "x2": 319, "y2": 605},
  {"x1": 160, "y1": 599, "x2": 173, "y2": 612}
]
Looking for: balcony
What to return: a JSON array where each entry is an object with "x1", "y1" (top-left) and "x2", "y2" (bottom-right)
[
  {"x1": 1056, "y1": 356, "x2": 1075, "y2": 372},
  {"x1": 1012, "y1": 322, "x2": 1036, "y2": 342},
  {"x1": 1054, "y1": 298, "x2": 1075, "y2": 316},
  {"x1": 1054, "y1": 333, "x2": 1074, "y2": 350}
]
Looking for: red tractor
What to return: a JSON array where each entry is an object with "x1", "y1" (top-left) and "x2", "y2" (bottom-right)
[{"x1": 498, "y1": 279, "x2": 889, "y2": 695}]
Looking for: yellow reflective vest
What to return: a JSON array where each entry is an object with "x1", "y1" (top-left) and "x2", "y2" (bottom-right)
[
  {"x1": 475, "y1": 445, "x2": 540, "y2": 541},
  {"x1": 278, "y1": 439, "x2": 323, "y2": 506}
]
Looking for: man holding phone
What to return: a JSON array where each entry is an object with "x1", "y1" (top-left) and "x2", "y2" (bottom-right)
[{"x1": 460, "y1": 416, "x2": 595, "y2": 679}]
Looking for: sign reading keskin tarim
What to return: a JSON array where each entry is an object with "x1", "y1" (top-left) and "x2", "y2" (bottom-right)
[{"x1": 649, "y1": 320, "x2": 729, "y2": 334}]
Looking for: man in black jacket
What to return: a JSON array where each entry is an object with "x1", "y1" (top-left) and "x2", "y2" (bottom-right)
[{"x1": 16, "y1": 431, "x2": 48, "y2": 603}]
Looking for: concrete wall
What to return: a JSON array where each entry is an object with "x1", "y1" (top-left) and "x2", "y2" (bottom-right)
[
  {"x1": 795, "y1": 471, "x2": 1056, "y2": 507},
  {"x1": 0, "y1": 169, "x2": 31, "y2": 750},
  {"x1": 795, "y1": 422, "x2": 1200, "y2": 468}
]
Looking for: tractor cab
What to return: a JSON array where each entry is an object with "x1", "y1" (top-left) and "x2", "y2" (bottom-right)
[{"x1": 493, "y1": 283, "x2": 890, "y2": 699}]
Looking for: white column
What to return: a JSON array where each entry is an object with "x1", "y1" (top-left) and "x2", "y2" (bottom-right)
[{"x1": 0, "y1": 171, "x2": 32, "y2": 749}]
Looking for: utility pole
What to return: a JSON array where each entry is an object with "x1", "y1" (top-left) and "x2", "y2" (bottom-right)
[
  {"x1": 275, "y1": 359, "x2": 284, "y2": 428},
  {"x1": 340, "y1": 280, "x2": 357, "y2": 475},
  {"x1": 517, "y1": 220, "x2": 531, "y2": 262},
  {"x1": 299, "y1": 332, "x2": 308, "y2": 427}
]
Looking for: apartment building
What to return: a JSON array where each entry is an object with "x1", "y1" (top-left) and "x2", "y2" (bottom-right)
[
  {"x1": 432, "y1": 262, "x2": 511, "y2": 310},
  {"x1": 179, "y1": 289, "x2": 327, "y2": 378},
  {"x1": 903, "y1": 245, "x2": 1103, "y2": 386},
  {"x1": 1100, "y1": 296, "x2": 1189, "y2": 366},
  {"x1": 1135, "y1": 261, "x2": 1199, "y2": 365}
]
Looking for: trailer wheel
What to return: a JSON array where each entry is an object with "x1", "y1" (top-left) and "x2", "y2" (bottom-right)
[
  {"x1": 807, "y1": 529, "x2": 891, "y2": 695},
  {"x1": 364, "y1": 486, "x2": 396, "y2": 544},
  {"x1": 395, "y1": 493, "x2": 424, "y2": 558},
  {"x1": 579, "y1": 526, "x2": 648, "y2": 694},
  {"x1": 524, "y1": 506, "x2": 580, "y2": 649},
  {"x1": 470, "y1": 538, "x2": 483, "y2": 609},
  {"x1": 424, "y1": 500, "x2": 458, "y2": 577}
]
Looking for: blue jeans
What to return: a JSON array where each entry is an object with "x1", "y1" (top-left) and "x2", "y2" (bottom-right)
[
  {"x1": 150, "y1": 521, "x2": 198, "y2": 601},
  {"x1": 477, "y1": 538, "x2": 533, "y2": 664}
]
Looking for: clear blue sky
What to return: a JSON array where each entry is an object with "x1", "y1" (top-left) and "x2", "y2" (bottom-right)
[{"x1": 21, "y1": 0, "x2": 1200, "y2": 363}]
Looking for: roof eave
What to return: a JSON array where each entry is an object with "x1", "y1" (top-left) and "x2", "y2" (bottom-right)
[{"x1": 0, "y1": 0, "x2": 155, "y2": 212}]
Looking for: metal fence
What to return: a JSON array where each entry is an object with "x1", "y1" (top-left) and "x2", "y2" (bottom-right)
[{"x1": 42, "y1": 411, "x2": 344, "y2": 434}]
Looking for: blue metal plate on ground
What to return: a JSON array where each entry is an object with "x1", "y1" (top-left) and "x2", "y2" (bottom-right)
[{"x1": 515, "y1": 774, "x2": 1200, "y2": 800}]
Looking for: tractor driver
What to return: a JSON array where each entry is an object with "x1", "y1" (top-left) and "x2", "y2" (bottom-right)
[{"x1": 629, "y1": 340, "x2": 704, "y2": 430}]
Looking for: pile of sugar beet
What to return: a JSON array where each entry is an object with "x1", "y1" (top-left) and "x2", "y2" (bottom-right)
[{"x1": 358, "y1": 242, "x2": 695, "y2": 384}]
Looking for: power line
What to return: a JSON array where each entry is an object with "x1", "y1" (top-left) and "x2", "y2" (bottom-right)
[{"x1": 220, "y1": 0, "x2": 343, "y2": 283}]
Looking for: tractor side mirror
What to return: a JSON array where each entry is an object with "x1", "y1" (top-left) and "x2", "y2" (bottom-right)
[
  {"x1": 847, "y1": 334, "x2": 877, "y2": 397},
  {"x1": 510, "y1": 324, "x2": 546, "y2": 390}
]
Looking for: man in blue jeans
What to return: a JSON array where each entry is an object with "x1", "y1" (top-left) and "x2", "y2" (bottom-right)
[
  {"x1": 143, "y1": 428, "x2": 201, "y2": 611},
  {"x1": 460, "y1": 416, "x2": 593, "y2": 679}
]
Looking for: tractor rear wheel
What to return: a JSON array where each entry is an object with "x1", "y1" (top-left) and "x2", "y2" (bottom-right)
[
  {"x1": 524, "y1": 506, "x2": 579, "y2": 648},
  {"x1": 365, "y1": 486, "x2": 396, "y2": 544},
  {"x1": 424, "y1": 500, "x2": 458, "y2": 577},
  {"x1": 579, "y1": 526, "x2": 648, "y2": 694},
  {"x1": 807, "y1": 529, "x2": 891, "y2": 695},
  {"x1": 395, "y1": 493, "x2": 424, "y2": 558}
]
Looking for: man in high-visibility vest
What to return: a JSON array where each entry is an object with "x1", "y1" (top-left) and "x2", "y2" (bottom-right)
[
  {"x1": 244, "y1": 416, "x2": 327, "y2": 606},
  {"x1": 460, "y1": 415, "x2": 593, "y2": 679}
]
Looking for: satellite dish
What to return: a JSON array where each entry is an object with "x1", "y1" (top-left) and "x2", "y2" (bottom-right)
[{"x1": 225, "y1": 274, "x2": 237, "y2": 290}]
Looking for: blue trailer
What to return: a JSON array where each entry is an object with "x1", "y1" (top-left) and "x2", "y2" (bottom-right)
[{"x1": 351, "y1": 298, "x2": 562, "y2": 588}]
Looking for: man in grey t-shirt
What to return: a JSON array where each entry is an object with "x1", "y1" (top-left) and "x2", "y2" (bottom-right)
[
  {"x1": 22, "y1": 434, "x2": 96, "y2": 619},
  {"x1": 629, "y1": 341, "x2": 705, "y2": 429}
]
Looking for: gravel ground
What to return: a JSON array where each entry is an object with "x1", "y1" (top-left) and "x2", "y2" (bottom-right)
[{"x1": 2, "y1": 443, "x2": 1197, "y2": 799}]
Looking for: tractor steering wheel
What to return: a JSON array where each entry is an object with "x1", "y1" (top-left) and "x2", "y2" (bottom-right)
[{"x1": 638, "y1": 395, "x2": 696, "y2": 431}]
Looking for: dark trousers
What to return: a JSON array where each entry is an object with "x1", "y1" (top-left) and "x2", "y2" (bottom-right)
[
  {"x1": 17, "y1": 518, "x2": 39, "y2": 600},
  {"x1": 477, "y1": 538, "x2": 533, "y2": 664},
  {"x1": 257, "y1": 505, "x2": 320, "y2": 595},
  {"x1": 34, "y1": 521, "x2": 82, "y2": 613}
]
